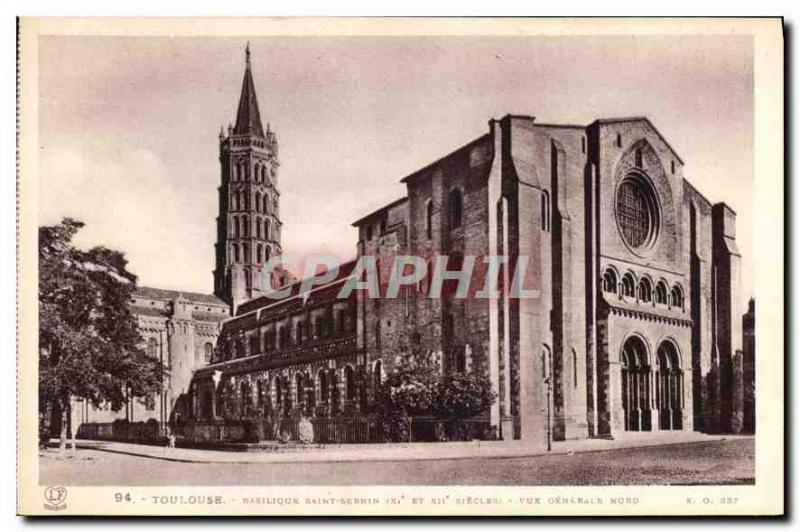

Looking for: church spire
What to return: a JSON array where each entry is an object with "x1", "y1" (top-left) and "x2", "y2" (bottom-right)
[{"x1": 233, "y1": 42, "x2": 264, "y2": 137}]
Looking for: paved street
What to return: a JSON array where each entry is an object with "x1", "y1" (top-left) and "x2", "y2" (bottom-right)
[{"x1": 40, "y1": 437, "x2": 754, "y2": 486}]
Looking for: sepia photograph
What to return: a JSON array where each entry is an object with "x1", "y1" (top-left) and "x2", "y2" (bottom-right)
[{"x1": 16, "y1": 17, "x2": 783, "y2": 516}]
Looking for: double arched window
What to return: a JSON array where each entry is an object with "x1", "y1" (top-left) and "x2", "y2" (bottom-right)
[
  {"x1": 670, "y1": 285, "x2": 684, "y2": 309},
  {"x1": 621, "y1": 273, "x2": 636, "y2": 298},
  {"x1": 602, "y1": 268, "x2": 617, "y2": 294},
  {"x1": 655, "y1": 281, "x2": 668, "y2": 305},
  {"x1": 638, "y1": 277, "x2": 653, "y2": 303}
]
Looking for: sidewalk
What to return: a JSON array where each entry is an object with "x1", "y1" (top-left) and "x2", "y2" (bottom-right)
[{"x1": 62, "y1": 432, "x2": 749, "y2": 465}]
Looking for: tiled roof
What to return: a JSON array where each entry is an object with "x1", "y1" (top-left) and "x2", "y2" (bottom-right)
[
  {"x1": 134, "y1": 286, "x2": 228, "y2": 307},
  {"x1": 235, "y1": 259, "x2": 358, "y2": 316}
]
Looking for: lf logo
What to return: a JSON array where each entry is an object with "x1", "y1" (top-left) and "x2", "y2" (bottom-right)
[{"x1": 44, "y1": 486, "x2": 67, "y2": 511}]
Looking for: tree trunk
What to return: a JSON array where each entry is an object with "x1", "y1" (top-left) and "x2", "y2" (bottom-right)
[
  {"x1": 58, "y1": 396, "x2": 69, "y2": 452},
  {"x1": 40, "y1": 397, "x2": 54, "y2": 449}
]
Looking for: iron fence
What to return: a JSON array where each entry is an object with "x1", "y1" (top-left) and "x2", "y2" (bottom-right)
[{"x1": 78, "y1": 416, "x2": 496, "y2": 445}]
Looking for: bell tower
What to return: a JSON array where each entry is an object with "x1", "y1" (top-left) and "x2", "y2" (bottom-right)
[{"x1": 214, "y1": 43, "x2": 282, "y2": 310}]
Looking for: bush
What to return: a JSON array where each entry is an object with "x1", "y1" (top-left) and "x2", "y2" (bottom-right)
[{"x1": 370, "y1": 347, "x2": 496, "y2": 441}]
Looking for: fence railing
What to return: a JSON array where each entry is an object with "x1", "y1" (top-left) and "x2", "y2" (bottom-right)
[
  {"x1": 173, "y1": 416, "x2": 496, "y2": 445},
  {"x1": 78, "y1": 416, "x2": 496, "y2": 446},
  {"x1": 76, "y1": 420, "x2": 166, "y2": 443}
]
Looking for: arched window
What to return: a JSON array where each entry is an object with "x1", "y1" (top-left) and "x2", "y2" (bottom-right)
[
  {"x1": 147, "y1": 338, "x2": 158, "y2": 358},
  {"x1": 264, "y1": 219, "x2": 270, "y2": 240},
  {"x1": 448, "y1": 189, "x2": 463, "y2": 229},
  {"x1": 257, "y1": 380, "x2": 265, "y2": 409},
  {"x1": 256, "y1": 244, "x2": 263, "y2": 263},
  {"x1": 262, "y1": 195, "x2": 268, "y2": 213},
  {"x1": 655, "y1": 281, "x2": 668, "y2": 305},
  {"x1": 244, "y1": 268, "x2": 252, "y2": 290},
  {"x1": 319, "y1": 370, "x2": 329, "y2": 405},
  {"x1": 602, "y1": 268, "x2": 617, "y2": 294},
  {"x1": 541, "y1": 190, "x2": 551, "y2": 232},
  {"x1": 255, "y1": 192, "x2": 261, "y2": 213},
  {"x1": 373, "y1": 361, "x2": 382, "y2": 390},
  {"x1": 240, "y1": 381, "x2": 252, "y2": 415},
  {"x1": 243, "y1": 243, "x2": 250, "y2": 263},
  {"x1": 261, "y1": 166, "x2": 267, "y2": 182},
  {"x1": 254, "y1": 163, "x2": 260, "y2": 184},
  {"x1": 344, "y1": 366, "x2": 355, "y2": 401},
  {"x1": 670, "y1": 285, "x2": 684, "y2": 309},
  {"x1": 638, "y1": 277, "x2": 653, "y2": 303},
  {"x1": 296, "y1": 374, "x2": 304, "y2": 405},
  {"x1": 231, "y1": 163, "x2": 237, "y2": 182},
  {"x1": 425, "y1": 201, "x2": 433, "y2": 239},
  {"x1": 203, "y1": 342, "x2": 213, "y2": 364},
  {"x1": 233, "y1": 244, "x2": 240, "y2": 262},
  {"x1": 256, "y1": 218, "x2": 262, "y2": 239},
  {"x1": 243, "y1": 216, "x2": 250, "y2": 237},
  {"x1": 329, "y1": 371, "x2": 340, "y2": 415},
  {"x1": 621, "y1": 273, "x2": 636, "y2": 298}
]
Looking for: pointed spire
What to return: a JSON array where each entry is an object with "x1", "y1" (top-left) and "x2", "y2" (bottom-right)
[{"x1": 233, "y1": 43, "x2": 264, "y2": 137}]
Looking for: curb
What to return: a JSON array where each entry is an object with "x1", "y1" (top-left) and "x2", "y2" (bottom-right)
[{"x1": 61, "y1": 436, "x2": 739, "y2": 466}]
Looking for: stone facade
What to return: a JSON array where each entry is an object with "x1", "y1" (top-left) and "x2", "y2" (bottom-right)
[
  {"x1": 188, "y1": 111, "x2": 746, "y2": 449},
  {"x1": 73, "y1": 287, "x2": 229, "y2": 427}
]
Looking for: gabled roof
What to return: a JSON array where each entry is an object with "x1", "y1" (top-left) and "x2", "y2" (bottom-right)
[
  {"x1": 233, "y1": 43, "x2": 265, "y2": 137},
  {"x1": 134, "y1": 286, "x2": 228, "y2": 307},
  {"x1": 591, "y1": 116, "x2": 684, "y2": 165},
  {"x1": 234, "y1": 259, "x2": 358, "y2": 317},
  {"x1": 351, "y1": 197, "x2": 408, "y2": 227}
]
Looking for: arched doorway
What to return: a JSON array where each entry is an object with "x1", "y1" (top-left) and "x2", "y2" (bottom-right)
[
  {"x1": 656, "y1": 341, "x2": 683, "y2": 430},
  {"x1": 621, "y1": 336, "x2": 652, "y2": 431}
]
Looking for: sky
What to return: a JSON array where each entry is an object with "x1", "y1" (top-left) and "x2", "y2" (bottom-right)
[{"x1": 38, "y1": 35, "x2": 754, "y2": 305}]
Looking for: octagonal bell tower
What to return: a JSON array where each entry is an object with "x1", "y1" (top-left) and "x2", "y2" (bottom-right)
[{"x1": 214, "y1": 44, "x2": 282, "y2": 310}]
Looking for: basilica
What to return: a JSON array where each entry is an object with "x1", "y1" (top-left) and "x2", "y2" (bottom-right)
[{"x1": 78, "y1": 46, "x2": 750, "y2": 447}]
